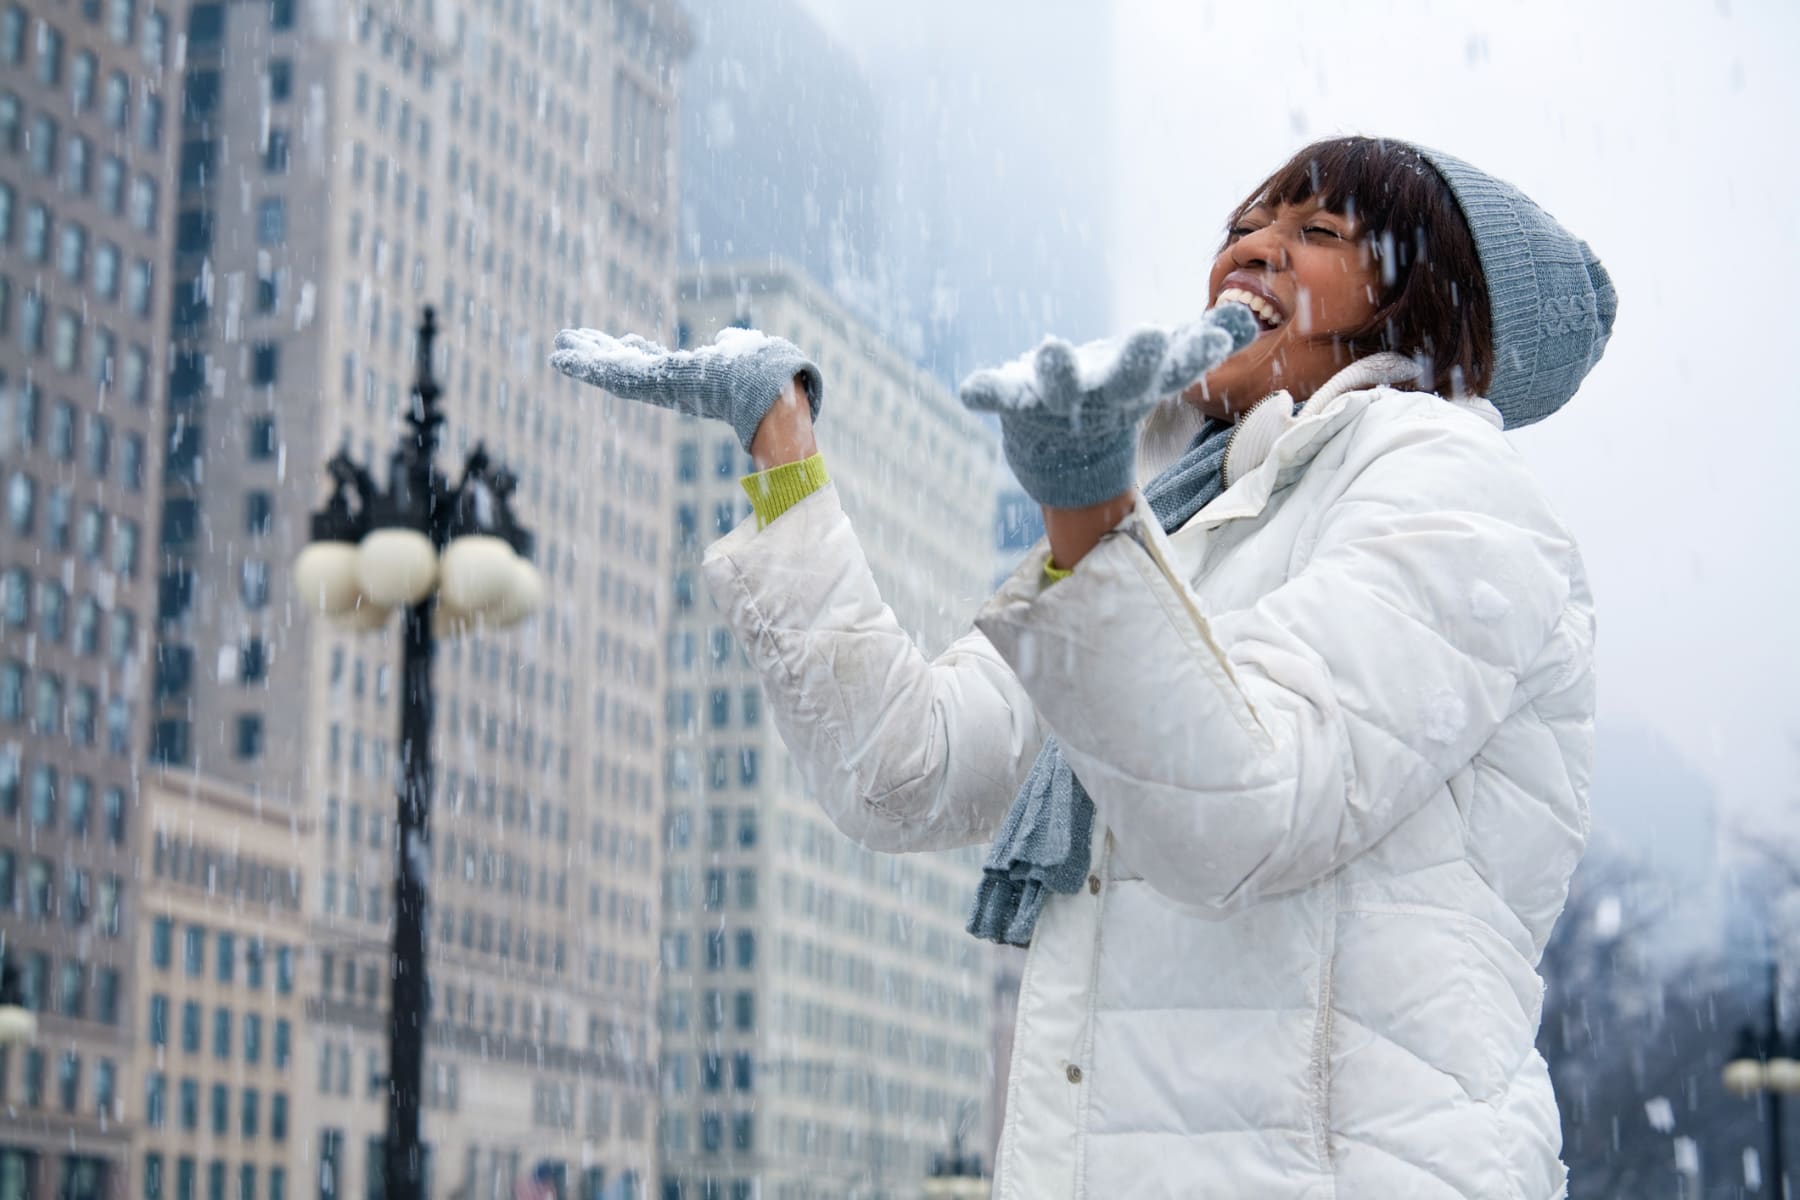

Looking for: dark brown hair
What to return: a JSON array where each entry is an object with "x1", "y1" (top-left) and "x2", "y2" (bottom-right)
[{"x1": 1226, "y1": 137, "x2": 1494, "y2": 398}]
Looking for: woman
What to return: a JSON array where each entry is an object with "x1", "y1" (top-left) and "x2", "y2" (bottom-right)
[{"x1": 552, "y1": 137, "x2": 1615, "y2": 1198}]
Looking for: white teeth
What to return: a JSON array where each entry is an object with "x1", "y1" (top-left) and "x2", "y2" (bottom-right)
[{"x1": 1216, "y1": 286, "x2": 1284, "y2": 328}]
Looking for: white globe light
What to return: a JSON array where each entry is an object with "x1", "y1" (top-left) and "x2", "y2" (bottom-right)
[
  {"x1": 0, "y1": 1004, "x2": 37, "y2": 1046},
  {"x1": 293, "y1": 541, "x2": 362, "y2": 616},
  {"x1": 439, "y1": 534, "x2": 517, "y2": 615},
  {"x1": 489, "y1": 556, "x2": 544, "y2": 628},
  {"x1": 1765, "y1": 1056, "x2": 1800, "y2": 1094},
  {"x1": 1723, "y1": 1058, "x2": 1767, "y2": 1097},
  {"x1": 332, "y1": 596, "x2": 392, "y2": 632},
  {"x1": 356, "y1": 527, "x2": 438, "y2": 608}
]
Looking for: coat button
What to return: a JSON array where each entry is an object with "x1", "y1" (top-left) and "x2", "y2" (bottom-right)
[
  {"x1": 1087, "y1": 875, "x2": 1101, "y2": 894},
  {"x1": 1066, "y1": 1064, "x2": 1083, "y2": 1084}
]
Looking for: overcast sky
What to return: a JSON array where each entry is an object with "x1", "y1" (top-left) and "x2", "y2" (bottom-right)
[{"x1": 798, "y1": 0, "x2": 1798, "y2": 831}]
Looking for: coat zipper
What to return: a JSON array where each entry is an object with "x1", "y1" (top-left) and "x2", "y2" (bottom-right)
[{"x1": 1221, "y1": 391, "x2": 1287, "y2": 489}]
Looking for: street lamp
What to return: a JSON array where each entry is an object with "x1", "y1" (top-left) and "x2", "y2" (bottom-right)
[
  {"x1": 295, "y1": 307, "x2": 538, "y2": 1200},
  {"x1": 1722, "y1": 960, "x2": 1800, "y2": 1196},
  {"x1": 0, "y1": 950, "x2": 36, "y2": 1046}
]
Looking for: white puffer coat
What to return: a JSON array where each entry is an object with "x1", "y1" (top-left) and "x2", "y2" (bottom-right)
[{"x1": 701, "y1": 356, "x2": 1594, "y2": 1199}]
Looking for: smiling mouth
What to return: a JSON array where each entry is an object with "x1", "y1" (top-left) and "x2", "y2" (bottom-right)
[{"x1": 1214, "y1": 286, "x2": 1286, "y2": 335}]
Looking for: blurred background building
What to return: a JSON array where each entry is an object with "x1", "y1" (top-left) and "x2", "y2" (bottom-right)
[
  {"x1": 663, "y1": 261, "x2": 997, "y2": 1200},
  {"x1": 0, "y1": 0, "x2": 182, "y2": 1193}
]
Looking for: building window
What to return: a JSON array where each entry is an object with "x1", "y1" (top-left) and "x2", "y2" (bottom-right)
[
  {"x1": 96, "y1": 967, "x2": 120, "y2": 1023},
  {"x1": 146, "y1": 1073, "x2": 167, "y2": 1129},
  {"x1": 257, "y1": 197, "x2": 285, "y2": 244},
  {"x1": 236, "y1": 713, "x2": 264, "y2": 759},
  {"x1": 247, "y1": 416, "x2": 277, "y2": 459},
  {"x1": 240, "y1": 638, "x2": 268, "y2": 683},
  {"x1": 251, "y1": 342, "x2": 279, "y2": 384},
  {"x1": 241, "y1": 561, "x2": 270, "y2": 608},
  {"x1": 245, "y1": 492, "x2": 273, "y2": 537},
  {"x1": 183, "y1": 926, "x2": 205, "y2": 976},
  {"x1": 129, "y1": 174, "x2": 157, "y2": 230},
  {"x1": 126, "y1": 259, "x2": 152, "y2": 314},
  {"x1": 264, "y1": 129, "x2": 289, "y2": 173}
]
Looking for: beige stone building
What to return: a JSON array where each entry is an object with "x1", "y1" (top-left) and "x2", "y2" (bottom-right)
[
  {"x1": 661, "y1": 263, "x2": 999, "y2": 1200},
  {"x1": 130, "y1": 773, "x2": 309, "y2": 1200},
  {"x1": 0, "y1": 0, "x2": 182, "y2": 1194}
]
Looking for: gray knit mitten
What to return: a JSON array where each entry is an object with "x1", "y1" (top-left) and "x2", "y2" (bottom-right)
[
  {"x1": 550, "y1": 327, "x2": 824, "y2": 452},
  {"x1": 960, "y1": 305, "x2": 1257, "y2": 509}
]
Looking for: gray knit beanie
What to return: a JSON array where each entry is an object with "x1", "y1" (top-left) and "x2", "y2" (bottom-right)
[{"x1": 1413, "y1": 146, "x2": 1618, "y2": 429}]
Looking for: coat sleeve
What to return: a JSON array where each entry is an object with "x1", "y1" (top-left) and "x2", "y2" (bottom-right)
[
  {"x1": 973, "y1": 400, "x2": 1584, "y2": 909},
  {"x1": 700, "y1": 481, "x2": 1046, "y2": 853}
]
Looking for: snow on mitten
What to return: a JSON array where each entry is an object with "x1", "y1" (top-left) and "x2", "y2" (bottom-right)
[
  {"x1": 960, "y1": 304, "x2": 1257, "y2": 509},
  {"x1": 550, "y1": 327, "x2": 824, "y2": 453}
]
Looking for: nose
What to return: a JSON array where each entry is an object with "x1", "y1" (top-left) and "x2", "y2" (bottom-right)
[{"x1": 1230, "y1": 224, "x2": 1290, "y2": 272}]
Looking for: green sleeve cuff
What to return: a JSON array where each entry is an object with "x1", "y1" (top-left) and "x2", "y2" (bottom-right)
[
  {"x1": 1043, "y1": 559, "x2": 1074, "y2": 584},
  {"x1": 741, "y1": 453, "x2": 830, "y2": 529}
]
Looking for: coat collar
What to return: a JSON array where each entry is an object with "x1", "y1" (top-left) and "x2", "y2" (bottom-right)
[{"x1": 1139, "y1": 353, "x2": 1504, "y2": 533}]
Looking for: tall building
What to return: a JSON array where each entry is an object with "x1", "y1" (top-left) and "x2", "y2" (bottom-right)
[
  {"x1": 661, "y1": 262, "x2": 998, "y2": 1200},
  {"x1": 132, "y1": 773, "x2": 308, "y2": 1200},
  {"x1": 125, "y1": 2, "x2": 692, "y2": 1200},
  {"x1": 677, "y1": 0, "x2": 883, "y2": 301},
  {"x1": 0, "y1": 0, "x2": 182, "y2": 1194}
]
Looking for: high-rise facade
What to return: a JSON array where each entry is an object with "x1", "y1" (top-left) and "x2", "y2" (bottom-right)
[
  {"x1": 1, "y1": 0, "x2": 181, "y2": 1194},
  {"x1": 123, "y1": 2, "x2": 692, "y2": 1200},
  {"x1": 661, "y1": 263, "x2": 998, "y2": 1200}
]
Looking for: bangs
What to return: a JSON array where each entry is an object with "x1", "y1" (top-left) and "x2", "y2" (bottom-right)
[{"x1": 1228, "y1": 137, "x2": 1435, "y2": 237}]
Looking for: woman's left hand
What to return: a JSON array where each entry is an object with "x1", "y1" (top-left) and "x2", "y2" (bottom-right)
[{"x1": 959, "y1": 303, "x2": 1256, "y2": 510}]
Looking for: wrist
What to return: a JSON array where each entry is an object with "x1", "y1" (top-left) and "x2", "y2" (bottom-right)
[
  {"x1": 750, "y1": 377, "x2": 818, "y2": 469},
  {"x1": 1043, "y1": 490, "x2": 1136, "y2": 570}
]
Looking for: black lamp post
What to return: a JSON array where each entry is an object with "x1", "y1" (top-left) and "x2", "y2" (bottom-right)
[
  {"x1": 294, "y1": 307, "x2": 539, "y2": 1200},
  {"x1": 1723, "y1": 960, "x2": 1800, "y2": 1197}
]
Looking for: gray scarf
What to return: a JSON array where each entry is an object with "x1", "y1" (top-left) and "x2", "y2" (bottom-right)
[{"x1": 968, "y1": 416, "x2": 1237, "y2": 947}]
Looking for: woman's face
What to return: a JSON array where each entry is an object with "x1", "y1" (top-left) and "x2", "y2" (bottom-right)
[{"x1": 1187, "y1": 200, "x2": 1384, "y2": 419}]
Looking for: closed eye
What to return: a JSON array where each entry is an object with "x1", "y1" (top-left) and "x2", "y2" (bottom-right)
[{"x1": 1303, "y1": 225, "x2": 1343, "y2": 240}]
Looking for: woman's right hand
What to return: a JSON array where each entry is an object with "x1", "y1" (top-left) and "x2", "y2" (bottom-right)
[{"x1": 549, "y1": 327, "x2": 824, "y2": 453}]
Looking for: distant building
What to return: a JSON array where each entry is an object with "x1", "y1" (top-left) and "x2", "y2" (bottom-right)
[
  {"x1": 0, "y1": 0, "x2": 181, "y2": 1193},
  {"x1": 664, "y1": 261, "x2": 999, "y2": 1200},
  {"x1": 678, "y1": 0, "x2": 884, "y2": 299}
]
